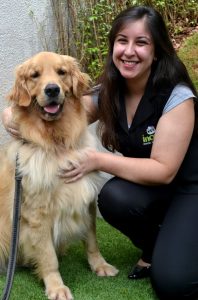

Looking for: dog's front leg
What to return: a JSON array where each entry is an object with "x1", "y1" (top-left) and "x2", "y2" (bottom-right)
[
  {"x1": 85, "y1": 202, "x2": 119, "y2": 277},
  {"x1": 22, "y1": 220, "x2": 73, "y2": 300},
  {"x1": 44, "y1": 267, "x2": 73, "y2": 300}
]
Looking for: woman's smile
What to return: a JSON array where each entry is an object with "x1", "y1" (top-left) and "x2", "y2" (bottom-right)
[{"x1": 122, "y1": 60, "x2": 139, "y2": 66}]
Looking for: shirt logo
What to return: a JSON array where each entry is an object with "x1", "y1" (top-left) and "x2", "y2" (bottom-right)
[{"x1": 142, "y1": 126, "x2": 156, "y2": 145}]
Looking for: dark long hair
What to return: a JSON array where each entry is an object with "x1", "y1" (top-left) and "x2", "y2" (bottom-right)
[{"x1": 97, "y1": 5, "x2": 197, "y2": 152}]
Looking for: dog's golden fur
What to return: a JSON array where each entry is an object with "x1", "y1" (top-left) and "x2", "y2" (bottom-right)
[{"x1": 0, "y1": 52, "x2": 118, "y2": 300}]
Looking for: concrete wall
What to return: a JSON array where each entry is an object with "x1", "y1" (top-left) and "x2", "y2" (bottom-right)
[
  {"x1": 0, "y1": 0, "x2": 52, "y2": 142},
  {"x1": 0, "y1": 1, "x2": 111, "y2": 217}
]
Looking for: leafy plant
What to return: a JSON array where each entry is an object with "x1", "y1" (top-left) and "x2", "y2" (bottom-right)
[
  {"x1": 48, "y1": 0, "x2": 198, "y2": 81},
  {"x1": 77, "y1": 0, "x2": 117, "y2": 79}
]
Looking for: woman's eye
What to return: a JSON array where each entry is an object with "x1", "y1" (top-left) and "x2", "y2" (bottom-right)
[
  {"x1": 137, "y1": 40, "x2": 148, "y2": 46},
  {"x1": 117, "y1": 39, "x2": 127, "y2": 43}
]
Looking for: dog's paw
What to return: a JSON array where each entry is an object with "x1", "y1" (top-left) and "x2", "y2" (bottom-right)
[
  {"x1": 46, "y1": 285, "x2": 73, "y2": 300},
  {"x1": 95, "y1": 262, "x2": 119, "y2": 277}
]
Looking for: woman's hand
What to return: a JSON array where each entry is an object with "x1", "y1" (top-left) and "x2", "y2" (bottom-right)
[
  {"x1": 58, "y1": 149, "x2": 99, "y2": 183},
  {"x1": 2, "y1": 107, "x2": 21, "y2": 138}
]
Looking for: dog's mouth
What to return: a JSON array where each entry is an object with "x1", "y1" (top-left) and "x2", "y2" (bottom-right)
[{"x1": 39, "y1": 102, "x2": 64, "y2": 121}]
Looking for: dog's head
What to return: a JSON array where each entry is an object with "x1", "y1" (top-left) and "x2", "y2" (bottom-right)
[{"x1": 7, "y1": 52, "x2": 90, "y2": 121}]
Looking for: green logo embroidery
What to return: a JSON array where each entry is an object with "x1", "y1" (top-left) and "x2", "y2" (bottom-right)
[{"x1": 142, "y1": 126, "x2": 156, "y2": 145}]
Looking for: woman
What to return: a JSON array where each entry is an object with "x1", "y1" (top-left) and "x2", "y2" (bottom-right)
[{"x1": 3, "y1": 6, "x2": 198, "y2": 300}]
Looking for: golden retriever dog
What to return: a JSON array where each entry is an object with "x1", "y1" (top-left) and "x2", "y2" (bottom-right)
[{"x1": 0, "y1": 52, "x2": 118, "y2": 300}]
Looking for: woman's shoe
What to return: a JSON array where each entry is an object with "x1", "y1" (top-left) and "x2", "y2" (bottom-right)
[{"x1": 128, "y1": 264, "x2": 151, "y2": 279}]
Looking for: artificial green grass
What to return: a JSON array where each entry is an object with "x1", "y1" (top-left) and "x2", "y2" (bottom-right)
[{"x1": 0, "y1": 218, "x2": 158, "y2": 300}]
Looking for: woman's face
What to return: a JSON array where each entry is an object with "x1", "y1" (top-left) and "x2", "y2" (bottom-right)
[{"x1": 112, "y1": 18, "x2": 155, "y2": 84}]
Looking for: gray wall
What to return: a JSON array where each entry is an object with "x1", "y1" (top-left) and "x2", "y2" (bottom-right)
[
  {"x1": 0, "y1": 1, "x2": 111, "y2": 217},
  {"x1": 0, "y1": 0, "x2": 52, "y2": 142}
]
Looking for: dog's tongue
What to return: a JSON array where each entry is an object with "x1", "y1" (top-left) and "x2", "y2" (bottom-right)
[{"x1": 44, "y1": 104, "x2": 60, "y2": 114}]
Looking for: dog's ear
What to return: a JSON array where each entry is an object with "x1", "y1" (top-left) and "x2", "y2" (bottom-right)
[
  {"x1": 7, "y1": 64, "x2": 32, "y2": 107},
  {"x1": 62, "y1": 55, "x2": 91, "y2": 98}
]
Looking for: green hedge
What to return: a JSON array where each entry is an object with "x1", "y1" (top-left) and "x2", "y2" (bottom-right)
[{"x1": 51, "y1": 0, "x2": 198, "y2": 81}]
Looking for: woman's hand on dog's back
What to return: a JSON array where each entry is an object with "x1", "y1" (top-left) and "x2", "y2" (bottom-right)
[{"x1": 58, "y1": 148, "x2": 99, "y2": 183}]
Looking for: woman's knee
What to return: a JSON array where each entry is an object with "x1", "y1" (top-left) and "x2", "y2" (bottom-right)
[
  {"x1": 98, "y1": 177, "x2": 166, "y2": 220},
  {"x1": 98, "y1": 177, "x2": 129, "y2": 220},
  {"x1": 98, "y1": 177, "x2": 148, "y2": 221}
]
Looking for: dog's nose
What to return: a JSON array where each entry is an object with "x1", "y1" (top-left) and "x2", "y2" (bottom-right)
[{"x1": 44, "y1": 84, "x2": 60, "y2": 97}]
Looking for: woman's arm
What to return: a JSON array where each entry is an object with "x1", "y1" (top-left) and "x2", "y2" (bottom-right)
[
  {"x1": 82, "y1": 94, "x2": 99, "y2": 124},
  {"x1": 62, "y1": 98, "x2": 195, "y2": 185}
]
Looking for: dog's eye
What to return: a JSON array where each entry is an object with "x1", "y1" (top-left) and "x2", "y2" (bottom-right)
[
  {"x1": 57, "y1": 69, "x2": 66, "y2": 76},
  {"x1": 31, "y1": 71, "x2": 40, "y2": 79}
]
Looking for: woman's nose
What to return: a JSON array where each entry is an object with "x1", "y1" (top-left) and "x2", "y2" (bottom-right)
[{"x1": 124, "y1": 42, "x2": 135, "y2": 56}]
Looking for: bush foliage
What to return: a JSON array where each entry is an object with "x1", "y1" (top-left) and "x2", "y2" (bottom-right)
[{"x1": 50, "y1": 0, "x2": 198, "y2": 81}]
